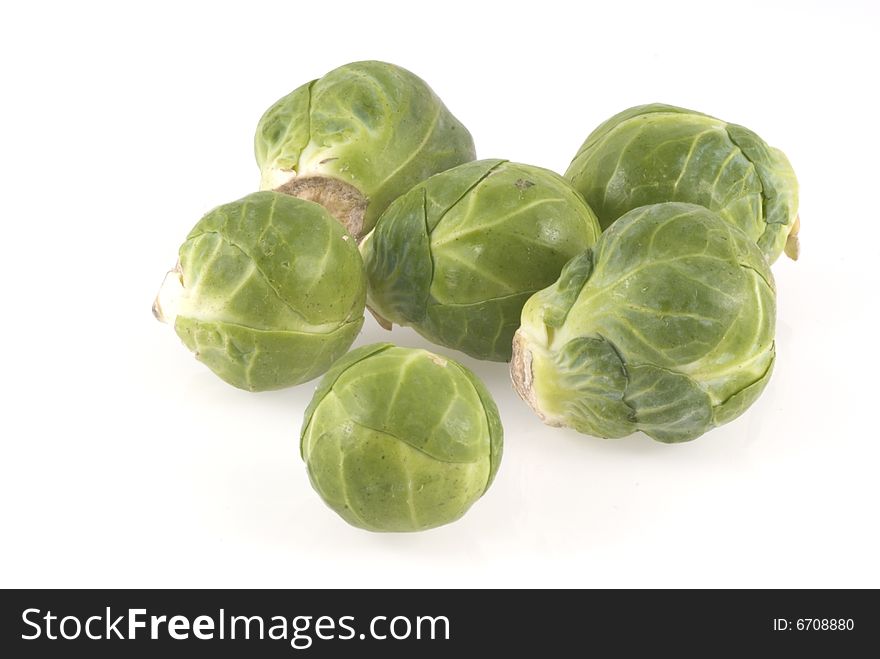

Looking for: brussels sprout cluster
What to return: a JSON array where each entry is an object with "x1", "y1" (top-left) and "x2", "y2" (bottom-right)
[{"x1": 155, "y1": 61, "x2": 799, "y2": 532}]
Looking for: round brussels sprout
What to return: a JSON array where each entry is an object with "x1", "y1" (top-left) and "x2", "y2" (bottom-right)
[
  {"x1": 301, "y1": 343, "x2": 503, "y2": 532},
  {"x1": 511, "y1": 202, "x2": 776, "y2": 443},
  {"x1": 255, "y1": 61, "x2": 476, "y2": 241},
  {"x1": 153, "y1": 192, "x2": 366, "y2": 391},
  {"x1": 360, "y1": 159, "x2": 602, "y2": 362},
  {"x1": 565, "y1": 104, "x2": 800, "y2": 263}
]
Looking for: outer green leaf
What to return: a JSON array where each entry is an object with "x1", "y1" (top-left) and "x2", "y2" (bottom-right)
[
  {"x1": 176, "y1": 317, "x2": 362, "y2": 393},
  {"x1": 539, "y1": 335, "x2": 635, "y2": 439},
  {"x1": 712, "y1": 351, "x2": 775, "y2": 426},
  {"x1": 624, "y1": 364, "x2": 713, "y2": 443},
  {"x1": 455, "y1": 360, "x2": 504, "y2": 492},
  {"x1": 423, "y1": 292, "x2": 533, "y2": 362},
  {"x1": 299, "y1": 342, "x2": 393, "y2": 455},
  {"x1": 359, "y1": 188, "x2": 432, "y2": 325},
  {"x1": 541, "y1": 250, "x2": 594, "y2": 329}
]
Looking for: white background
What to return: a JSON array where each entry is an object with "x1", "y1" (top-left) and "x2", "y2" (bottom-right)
[{"x1": 1, "y1": 0, "x2": 878, "y2": 588}]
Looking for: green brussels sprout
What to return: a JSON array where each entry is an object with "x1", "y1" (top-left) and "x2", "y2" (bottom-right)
[
  {"x1": 153, "y1": 192, "x2": 366, "y2": 391},
  {"x1": 360, "y1": 159, "x2": 602, "y2": 362},
  {"x1": 511, "y1": 202, "x2": 776, "y2": 443},
  {"x1": 255, "y1": 61, "x2": 476, "y2": 241},
  {"x1": 565, "y1": 104, "x2": 800, "y2": 263},
  {"x1": 301, "y1": 343, "x2": 503, "y2": 532}
]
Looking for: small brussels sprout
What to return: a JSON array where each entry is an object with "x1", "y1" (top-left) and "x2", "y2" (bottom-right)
[
  {"x1": 153, "y1": 192, "x2": 366, "y2": 391},
  {"x1": 565, "y1": 104, "x2": 800, "y2": 263},
  {"x1": 511, "y1": 202, "x2": 776, "y2": 443},
  {"x1": 255, "y1": 61, "x2": 476, "y2": 241},
  {"x1": 301, "y1": 343, "x2": 503, "y2": 532},
  {"x1": 360, "y1": 159, "x2": 602, "y2": 362}
]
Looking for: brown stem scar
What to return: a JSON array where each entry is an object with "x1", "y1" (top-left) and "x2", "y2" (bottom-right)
[{"x1": 275, "y1": 175, "x2": 368, "y2": 241}]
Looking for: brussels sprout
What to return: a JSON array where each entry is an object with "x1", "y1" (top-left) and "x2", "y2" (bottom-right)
[
  {"x1": 511, "y1": 202, "x2": 776, "y2": 443},
  {"x1": 153, "y1": 192, "x2": 366, "y2": 391},
  {"x1": 301, "y1": 343, "x2": 503, "y2": 532},
  {"x1": 255, "y1": 61, "x2": 476, "y2": 241},
  {"x1": 565, "y1": 104, "x2": 800, "y2": 263},
  {"x1": 360, "y1": 159, "x2": 602, "y2": 362}
]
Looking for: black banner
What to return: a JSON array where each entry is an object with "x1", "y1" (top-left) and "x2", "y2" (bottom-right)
[{"x1": 1, "y1": 589, "x2": 875, "y2": 656}]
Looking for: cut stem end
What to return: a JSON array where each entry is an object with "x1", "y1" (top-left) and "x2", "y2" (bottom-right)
[
  {"x1": 367, "y1": 306, "x2": 393, "y2": 331},
  {"x1": 276, "y1": 175, "x2": 368, "y2": 241},
  {"x1": 784, "y1": 214, "x2": 801, "y2": 261},
  {"x1": 153, "y1": 263, "x2": 184, "y2": 325},
  {"x1": 510, "y1": 330, "x2": 548, "y2": 423}
]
